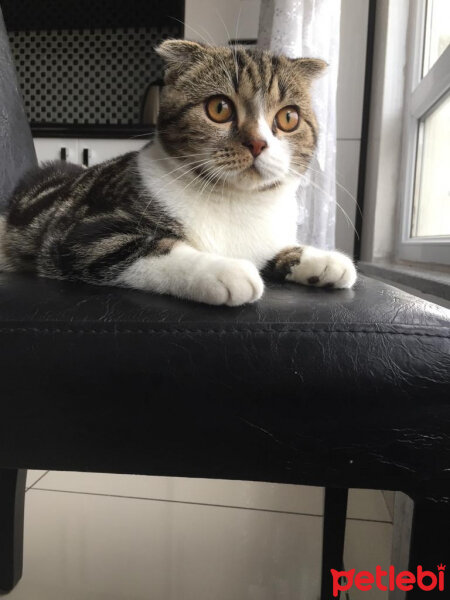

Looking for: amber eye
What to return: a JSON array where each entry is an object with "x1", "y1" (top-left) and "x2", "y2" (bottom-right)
[
  {"x1": 275, "y1": 106, "x2": 300, "y2": 132},
  {"x1": 205, "y1": 96, "x2": 234, "y2": 123}
]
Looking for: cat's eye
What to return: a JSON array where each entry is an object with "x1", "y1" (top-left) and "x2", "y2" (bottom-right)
[
  {"x1": 205, "y1": 96, "x2": 234, "y2": 123},
  {"x1": 275, "y1": 106, "x2": 300, "y2": 132}
]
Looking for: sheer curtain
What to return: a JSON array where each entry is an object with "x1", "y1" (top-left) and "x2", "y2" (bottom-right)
[{"x1": 258, "y1": 0, "x2": 341, "y2": 249}]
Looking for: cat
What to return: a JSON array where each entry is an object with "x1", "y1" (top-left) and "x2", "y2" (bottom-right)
[{"x1": 0, "y1": 40, "x2": 357, "y2": 306}]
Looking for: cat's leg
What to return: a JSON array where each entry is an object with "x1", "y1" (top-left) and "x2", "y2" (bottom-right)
[
  {"x1": 264, "y1": 245, "x2": 357, "y2": 289},
  {"x1": 116, "y1": 241, "x2": 264, "y2": 306},
  {"x1": 0, "y1": 216, "x2": 14, "y2": 272}
]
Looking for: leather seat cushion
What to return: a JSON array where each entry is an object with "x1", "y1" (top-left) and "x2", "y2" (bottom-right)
[{"x1": 0, "y1": 272, "x2": 449, "y2": 492}]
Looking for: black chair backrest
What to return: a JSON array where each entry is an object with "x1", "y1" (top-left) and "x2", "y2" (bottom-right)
[{"x1": 0, "y1": 6, "x2": 37, "y2": 210}]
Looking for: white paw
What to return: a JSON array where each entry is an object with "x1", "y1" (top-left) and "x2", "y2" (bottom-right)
[
  {"x1": 194, "y1": 257, "x2": 264, "y2": 306},
  {"x1": 287, "y1": 247, "x2": 357, "y2": 289}
]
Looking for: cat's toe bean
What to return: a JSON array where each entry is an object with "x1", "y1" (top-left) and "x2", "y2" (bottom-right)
[{"x1": 287, "y1": 247, "x2": 356, "y2": 289}]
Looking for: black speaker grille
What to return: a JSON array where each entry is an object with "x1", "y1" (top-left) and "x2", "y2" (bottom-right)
[
  {"x1": 2, "y1": 0, "x2": 185, "y2": 31},
  {"x1": 8, "y1": 26, "x2": 179, "y2": 125}
]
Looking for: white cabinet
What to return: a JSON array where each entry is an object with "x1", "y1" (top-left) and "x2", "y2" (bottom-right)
[
  {"x1": 77, "y1": 139, "x2": 148, "y2": 166},
  {"x1": 33, "y1": 138, "x2": 78, "y2": 164},
  {"x1": 33, "y1": 138, "x2": 147, "y2": 167}
]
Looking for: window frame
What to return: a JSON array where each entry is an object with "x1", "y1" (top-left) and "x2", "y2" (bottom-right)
[{"x1": 396, "y1": 0, "x2": 450, "y2": 266}]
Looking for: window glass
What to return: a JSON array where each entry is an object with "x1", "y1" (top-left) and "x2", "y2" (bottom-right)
[
  {"x1": 422, "y1": 0, "x2": 450, "y2": 76},
  {"x1": 411, "y1": 94, "x2": 450, "y2": 238}
]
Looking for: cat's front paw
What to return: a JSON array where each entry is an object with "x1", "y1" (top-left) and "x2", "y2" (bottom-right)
[
  {"x1": 287, "y1": 247, "x2": 357, "y2": 289},
  {"x1": 196, "y1": 258, "x2": 264, "y2": 306}
]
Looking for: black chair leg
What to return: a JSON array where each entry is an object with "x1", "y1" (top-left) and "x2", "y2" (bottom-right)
[
  {"x1": 0, "y1": 469, "x2": 27, "y2": 593},
  {"x1": 320, "y1": 487, "x2": 349, "y2": 600},
  {"x1": 406, "y1": 494, "x2": 450, "y2": 598}
]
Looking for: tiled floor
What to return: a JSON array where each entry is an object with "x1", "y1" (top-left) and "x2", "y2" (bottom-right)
[{"x1": 5, "y1": 472, "x2": 393, "y2": 600}]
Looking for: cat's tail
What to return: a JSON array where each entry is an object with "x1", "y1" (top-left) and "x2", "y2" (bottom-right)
[{"x1": 0, "y1": 215, "x2": 13, "y2": 272}]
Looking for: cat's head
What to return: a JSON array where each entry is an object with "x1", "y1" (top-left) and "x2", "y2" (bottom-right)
[{"x1": 155, "y1": 40, "x2": 326, "y2": 192}]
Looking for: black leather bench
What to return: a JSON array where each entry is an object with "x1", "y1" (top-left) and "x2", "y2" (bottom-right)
[{"x1": 1, "y1": 8, "x2": 449, "y2": 599}]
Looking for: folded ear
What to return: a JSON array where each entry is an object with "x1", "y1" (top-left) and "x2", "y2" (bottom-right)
[
  {"x1": 291, "y1": 57, "x2": 328, "y2": 79},
  {"x1": 156, "y1": 39, "x2": 206, "y2": 69}
]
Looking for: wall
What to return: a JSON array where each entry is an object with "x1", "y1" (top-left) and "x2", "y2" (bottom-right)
[
  {"x1": 360, "y1": 0, "x2": 409, "y2": 263},
  {"x1": 185, "y1": 0, "x2": 369, "y2": 257},
  {"x1": 336, "y1": 0, "x2": 369, "y2": 256},
  {"x1": 185, "y1": 0, "x2": 261, "y2": 44}
]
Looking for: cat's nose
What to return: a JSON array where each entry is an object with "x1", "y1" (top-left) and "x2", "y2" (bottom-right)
[{"x1": 242, "y1": 139, "x2": 267, "y2": 158}]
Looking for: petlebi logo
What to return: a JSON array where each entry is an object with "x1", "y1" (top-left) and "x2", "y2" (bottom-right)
[{"x1": 331, "y1": 564, "x2": 446, "y2": 596}]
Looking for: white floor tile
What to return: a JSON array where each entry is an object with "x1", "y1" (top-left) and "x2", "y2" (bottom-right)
[
  {"x1": 25, "y1": 470, "x2": 48, "y2": 489},
  {"x1": 36, "y1": 473, "x2": 392, "y2": 524},
  {"x1": 36, "y1": 471, "x2": 324, "y2": 515},
  {"x1": 8, "y1": 489, "x2": 323, "y2": 600},
  {"x1": 343, "y1": 520, "x2": 393, "y2": 600},
  {"x1": 382, "y1": 491, "x2": 395, "y2": 520},
  {"x1": 347, "y1": 489, "x2": 392, "y2": 523}
]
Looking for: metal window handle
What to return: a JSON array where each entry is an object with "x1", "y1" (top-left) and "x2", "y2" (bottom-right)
[
  {"x1": 60, "y1": 147, "x2": 67, "y2": 161},
  {"x1": 82, "y1": 148, "x2": 89, "y2": 167}
]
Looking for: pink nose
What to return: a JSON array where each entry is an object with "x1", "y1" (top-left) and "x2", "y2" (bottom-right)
[{"x1": 243, "y1": 139, "x2": 267, "y2": 158}]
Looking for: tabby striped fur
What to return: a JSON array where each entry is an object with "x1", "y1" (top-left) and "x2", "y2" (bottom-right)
[{"x1": 0, "y1": 41, "x2": 356, "y2": 305}]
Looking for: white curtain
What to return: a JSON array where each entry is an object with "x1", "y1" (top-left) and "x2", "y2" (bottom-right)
[{"x1": 258, "y1": 0, "x2": 341, "y2": 249}]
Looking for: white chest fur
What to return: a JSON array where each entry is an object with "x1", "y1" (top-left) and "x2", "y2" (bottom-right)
[{"x1": 138, "y1": 144, "x2": 299, "y2": 268}]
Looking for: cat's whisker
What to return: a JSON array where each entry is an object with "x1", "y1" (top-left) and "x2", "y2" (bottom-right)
[
  {"x1": 205, "y1": 173, "x2": 222, "y2": 201},
  {"x1": 150, "y1": 154, "x2": 214, "y2": 174},
  {"x1": 232, "y1": 4, "x2": 243, "y2": 85},
  {"x1": 220, "y1": 167, "x2": 227, "y2": 204},
  {"x1": 134, "y1": 150, "x2": 213, "y2": 166},
  {"x1": 190, "y1": 15, "x2": 236, "y2": 92},
  {"x1": 172, "y1": 157, "x2": 218, "y2": 185},
  {"x1": 215, "y1": 9, "x2": 239, "y2": 87},
  {"x1": 289, "y1": 167, "x2": 359, "y2": 239},
  {"x1": 206, "y1": 166, "x2": 226, "y2": 194},
  {"x1": 207, "y1": 165, "x2": 229, "y2": 201},
  {"x1": 127, "y1": 131, "x2": 157, "y2": 140},
  {"x1": 196, "y1": 160, "x2": 229, "y2": 198},
  {"x1": 290, "y1": 157, "x2": 363, "y2": 219},
  {"x1": 169, "y1": 14, "x2": 236, "y2": 90},
  {"x1": 197, "y1": 24, "x2": 218, "y2": 46},
  {"x1": 166, "y1": 18, "x2": 237, "y2": 90},
  {"x1": 126, "y1": 126, "x2": 172, "y2": 141},
  {"x1": 168, "y1": 16, "x2": 215, "y2": 46},
  {"x1": 138, "y1": 158, "x2": 210, "y2": 235},
  {"x1": 234, "y1": 4, "x2": 242, "y2": 45},
  {"x1": 179, "y1": 162, "x2": 218, "y2": 197},
  {"x1": 157, "y1": 158, "x2": 216, "y2": 188},
  {"x1": 145, "y1": 160, "x2": 205, "y2": 186},
  {"x1": 152, "y1": 152, "x2": 213, "y2": 163},
  {"x1": 139, "y1": 158, "x2": 216, "y2": 223},
  {"x1": 309, "y1": 181, "x2": 359, "y2": 238},
  {"x1": 197, "y1": 165, "x2": 218, "y2": 197},
  {"x1": 212, "y1": 47, "x2": 236, "y2": 91},
  {"x1": 137, "y1": 157, "x2": 214, "y2": 204},
  {"x1": 154, "y1": 155, "x2": 215, "y2": 181},
  {"x1": 159, "y1": 158, "x2": 216, "y2": 181}
]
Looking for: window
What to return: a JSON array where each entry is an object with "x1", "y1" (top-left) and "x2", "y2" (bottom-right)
[
  {"x1": 422, "y1": 0, "x2": 450, "y2": 75},
  {"x1": 411, "y1": 93, "x2": 449, "y2": 238},
  {"x1": 397, "y1": 0, "x2": 450, "y2": 265}
]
